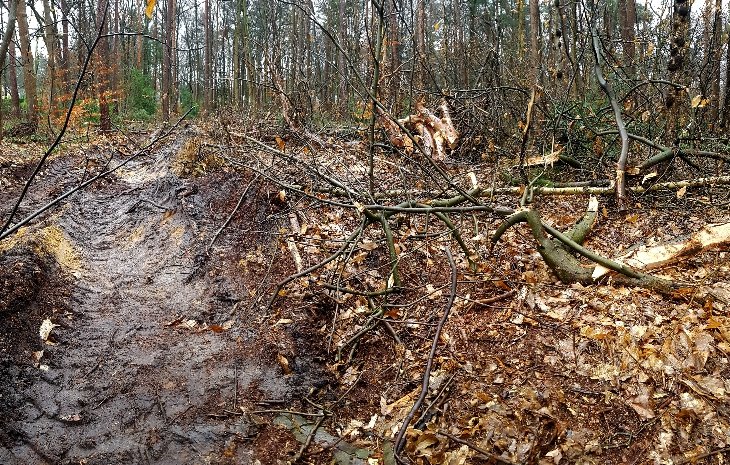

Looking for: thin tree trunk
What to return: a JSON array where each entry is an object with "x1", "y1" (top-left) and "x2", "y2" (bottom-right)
[
  {"x1": 666, "y1": 0, "x2": 691, "y2": 144},
  {"x1": 16, "y1": 0, "x2": 37, "y2": 123},
  {"x1": 618, "y1": 0, "x2": 636, "y2": 78},
  {"x1": 8, "y1": 39, "x2": 21, "y2": 118},
  {"x1": 204, "y1": 0, "x2": 212, "y2": 111},
  {"x1": 721, "y1": 12, "x2": 730, "y2": 128},
  {"x1": 529, "y1": 0, "x2": 540, "y2": 85},
  {"x1": 0, "y1": 0, "x2": 17, "y2": 141},
  {"x1": 41, "y1": 0, "x2": 57, "y2": 114},
  {"x1": 415, "y1": 0, "x2": 426, "y2": 88},
  {"x1": 337, "y1": 0, "x2": 346, "y2": 114},
  {"x1": 708, "y1": 0, "x2": 722, "y2": 122},
  {"x1": 60, "y1": 0, "x2": 70, "y2": 89},
  {"x1": 96, "y1": 0, "x2": 111, "y2": 131},
  {"x1": 162, "y1": 0, "x2": 175, "y2": 121}
]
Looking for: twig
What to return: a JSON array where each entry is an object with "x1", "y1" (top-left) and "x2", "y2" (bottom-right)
[
  {"x1": 207, "y1": 174, "x2": 260, "y2": 252},
  {"x1": 292, "y1": 414, "x2": 326, "y2": 463},
  {"x1": 394, "y1": 247, "x2": 458, "y2": 459},
  {"x1": 250, "y1": 409, "x2": 328, "y2": 418},
  {"x1": 474, "y1": 290, "x2": 516, "y2": 306},
  {"x1": 435, "y1": 430, "x2": 516, "y2": 465},
  {"x1": 678, "y1": 446, "x2": 730, "y2": 464},
  {"x1": 266, "y1": 218, "x2": 367, "y2": 311},
  {"x1": 336, "y1": 306, "x2": 384, "y2": 362},
  {"x1": 413, "y1": 372, "x2": 456, "y2": 428}
]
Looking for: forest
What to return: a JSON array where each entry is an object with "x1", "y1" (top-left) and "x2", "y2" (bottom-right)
[{"x1": 1, "y1": 0, "x2": 730, "y2": 463}]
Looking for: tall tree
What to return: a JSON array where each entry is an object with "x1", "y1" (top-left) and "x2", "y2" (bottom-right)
[
  {"x1": 203, "y1": 0, "x2": 212, "y2": 111},
  {"x1": 415, "y1": 0, "x2": 426, "y2": 88},
  {"x1": 96, "y1": 0, "x2": 111, "y2": 131},
  {"x1": 337, "y1": 0, "x2": 347, "y2": 114},
  {"x1": 162, "y1": 0, "x2": 176, "y2": 120},
  {"x1": 0, "y1": 0, "x2": 17, "y2": 140},
  {"x1": 666, "y1": 0, "x2": 691, "y2": 143},
  {"x1": 529, "y1": 0, "x2": 540, "y2": 85},
  {"x1": 16, "y1": 0, "x2": 37, "y2": 123},
  {"x1": 8, "y1": 38, "x2": 21, "y2": 117},
  {"x1": 618, "y1": 0, "x2": 636, "y2": 78}
]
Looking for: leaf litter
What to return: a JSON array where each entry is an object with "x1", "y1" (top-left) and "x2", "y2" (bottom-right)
[{"x1": 1, "y1": 121, "x2": 729, "y2": 464}]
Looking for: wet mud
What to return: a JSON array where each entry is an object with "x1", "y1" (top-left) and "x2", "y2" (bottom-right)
[{"x1": 0, "y1": 133, "x2": 329, "y2": 464}]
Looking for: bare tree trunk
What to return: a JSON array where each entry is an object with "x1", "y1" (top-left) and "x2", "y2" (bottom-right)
[
  {"x1": 233, "y1": 0, "x2": 243, "y2": 107},
  {"x1": 337, "y1": 0, "x2": 346, "y2": 114},
  {"x1": 16, "y1": 0, "x2": 37, "y2": 123},
  {"x1": 204, "y1": 0, "x2": 212, "y2": 111},
  {"x1": 529, "y1": 0, "x2": 540, "y2": 85},
  {"x1": 415, "y1": 0, "x2": 426, "y2": 88},
  {"x1": 721, "y1": 11, "x2": 730, "y2": 129},
  {"x1": 96, "y1": 0, "x2": 111, "y2": 131},
  {"x1": 707, "y1": 0, "x2": 722, "y2": 122},
  {"x1": 162, "y1": 0, "x2": 175, "y2": 121},
  {"x1": 41, "y1": 0, "x2": 57, "y2": 113},
  {"x1": 387, "y1": 0, "x2": 401, "y2": 110},
  {"x1": 8, "y1": 39, "x2": 21, "y2": 118},
  {"x1": 666, "y1": 0, "x2": 691, "y2": 144},
  {"x1": 617, "y1": 0, "x2": 636, "y2": 78},
  {"x1": 60, "y1": 0, "x2": 70, "y2": 89},
  {"x1": 570, "y1": 0, "x2": 583, "y2": 94},
  {"x1": 0, "y1": 0, "x2": 17, "y2": 141}
]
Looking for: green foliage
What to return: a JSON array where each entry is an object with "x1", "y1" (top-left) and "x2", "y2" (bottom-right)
[
  {"x1": 126, "y1": 68, "x2": 156, "y2": 120},
  {"x1": 179, "y1": 87, "x2": 199, "y2": 117},
  {"x1": 82, "y1": 100, "x2": 100, "y2": 124}
]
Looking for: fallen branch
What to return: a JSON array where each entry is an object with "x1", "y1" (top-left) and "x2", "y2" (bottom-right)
[
  {"x1": 207, "y1": 174, "x2": 260, "y2": 252},
  {"x1": 491, "y1": 199, "x2": 687, "y2": 297},
  {"x1": 394, "y1": 247, "x2": 457, "y2": 459},
  {"x1": 291, "y1": 414, "x2": 326, "y2": 464}
]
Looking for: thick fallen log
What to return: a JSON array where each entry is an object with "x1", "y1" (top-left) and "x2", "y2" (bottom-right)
[{"x1": 593, "y1": 222, "x2": 730, "y2": 278}]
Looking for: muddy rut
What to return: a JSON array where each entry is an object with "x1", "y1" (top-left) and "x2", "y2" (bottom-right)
[{"x1": 1, "y1": 137, "x2": 316, "y2": 464}]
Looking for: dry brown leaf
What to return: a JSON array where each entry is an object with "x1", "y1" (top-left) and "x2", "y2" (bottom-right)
[{"x1": 277, "y1": 353, "x2": 292, "y2": 375}]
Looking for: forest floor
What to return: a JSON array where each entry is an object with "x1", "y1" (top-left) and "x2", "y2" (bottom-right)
[{"x1": 1, "y1": 119, "x2": 729, "y2": 465}]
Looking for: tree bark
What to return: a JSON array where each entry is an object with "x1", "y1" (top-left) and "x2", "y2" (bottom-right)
[
  {"x1": 96, "y1": 0, "x2": 111, "y2": 131},
  {"x1": 617, "y1": 0, "x2": 636, "y2": 78},
  {"x1": 528, "y1": 0, "x2": 540, "y2": 85},
  {"x1": 203, "y1": 0, "x2": 212, "y2": 111},
  {"x1": 16, "y1": 0, "x2": 37, "y2": 124},
  {"x1": 41, "y1": 0, "x2": 58, "y2": 111},
  {"x1": 666, "y1": 0, "x2": 691, "y2": 143},
  {"x1": 162, "y1": 0, "x2": 175, "y2": 121},
  {"x1": 415, "y1": 0, "x2": 426, "y2": 88},
  {"x1": 0, "y1": 0, "x2": 17, "y2": 141},
  {"x1": 8, "y1": 39, "x2": 21, "y2": 118},
  {"x1": 707, "y1": 0, "x2": 722, "y2": 122}
]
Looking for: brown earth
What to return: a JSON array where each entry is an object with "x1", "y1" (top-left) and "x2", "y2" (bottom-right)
[{"x1": 1, "y1": 125, "x2": 730, "y2": 465}]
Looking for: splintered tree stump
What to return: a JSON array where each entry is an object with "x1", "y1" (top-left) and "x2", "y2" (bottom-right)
[{"x1": 378, "y1": 100, "x2": 459, "y2": 160}]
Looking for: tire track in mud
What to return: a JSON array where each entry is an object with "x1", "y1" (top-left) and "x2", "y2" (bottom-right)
[{"x1": 1, "y1": 142, "x2": 296, "y2": 464}]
